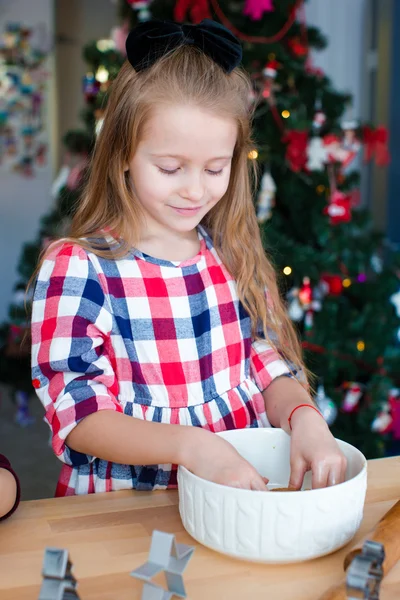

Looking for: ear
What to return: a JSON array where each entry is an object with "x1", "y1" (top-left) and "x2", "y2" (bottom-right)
[{"x1": 123, "y1": 164, "x2": 129, "y2": 172}]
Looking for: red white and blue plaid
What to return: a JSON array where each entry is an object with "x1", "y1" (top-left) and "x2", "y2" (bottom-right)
[{"x1": 31, "y1": 226, "x2": 300, "y2": 496}]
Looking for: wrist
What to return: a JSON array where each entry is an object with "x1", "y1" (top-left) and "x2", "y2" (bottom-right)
[
  {"x1": 175, "y1": 425, "x2": 207, "y2": 469},
  {"x1": 288, "y1": 404, "x2": 327, "y2": 432}
]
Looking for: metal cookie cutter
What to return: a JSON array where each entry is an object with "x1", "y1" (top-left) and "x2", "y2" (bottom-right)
[
  {"x1": 346, "y1": 540, "x2": 385, "y2": 600},
  {"x1": 38, "y1": 547, "x2": 80, "y2": 600},
  {"x1": 131, "y1": 530, "x2": 195, "y2": 599}
]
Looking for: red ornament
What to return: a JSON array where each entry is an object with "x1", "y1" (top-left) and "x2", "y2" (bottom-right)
[
  {"x1": 342, "y1": 382, "x2": 364, "y2": 413},
  {"x1": 362, "y1": 126, "x2": 390, "y2": 166},
  {"x1": 371, "y1": 389, "x2": 400, "y2": 437},
  {"x1": 263, "y1": 59, "x2": 280, "y2": 79},
  {"x1": 126, "y1": 0, "x2": 148, "y2": 6},
  {"x1": 174, "y1": 0, "x2": 212, "y2": 23},
  {"x1": 282, "y1": 130, "x2": 308, "y2": 172},
  {"x1": 298, "y1": 277, "x2": 312, "y2": 305},
  {"x1": 321, "y1": 273, "x2": 343, "y2": 296},
  {"x1": 324, "y1": 190, "x2": 352, "y2": 225},
  {"x1": 389, "y1": 389, "x2": 400, "y2": 440},
  {"x1": 287, "y1": 36, "x2": 308, "y2": 57}
]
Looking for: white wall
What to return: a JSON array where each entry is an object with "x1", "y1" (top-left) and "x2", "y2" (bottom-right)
[
  {"x1": 305, "y1": 0, "x2": 367, "y2": 118},
  {"x1": 0, "y1": 0, "x2": 55, "y2": 322}
]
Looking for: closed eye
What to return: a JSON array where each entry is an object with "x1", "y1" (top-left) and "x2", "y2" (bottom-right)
[
  {"x1": 158, "y1": 167, "x2": 224, "y2": 176},
  {"x1": 158, "y1": 167, "x2": 179, "y2": 175},
  {"x1": 207, "y1": 169, "x2": 223, "y2": 176}
]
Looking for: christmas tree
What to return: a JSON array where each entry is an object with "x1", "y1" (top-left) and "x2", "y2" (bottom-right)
[{"x1": 2, "y1": 0, "x2": 400, "y2": 457}]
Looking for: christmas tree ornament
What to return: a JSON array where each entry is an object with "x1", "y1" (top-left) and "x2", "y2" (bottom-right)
[
  {"x1": 111, "y1": 22, "x2": 129, "y2": 55},
  {"x1": 261, "y1": 60, "x2": 281, "y2": 105},
  {"x1": 320, "y1": 273, "x2": 343, "y2": 296},
  {"x1": 341, "y1": 119, "x2": 360, "y2": 151},
  {"x1": 324, "y1": 190, "x2": 352, "y2": 225},
  {"x1": 287, "y1": 36, "x2": 308, "y2": 57},
  {"x1": 174, "y1": 0, "x2": 212, "y2": 23},
  {"x1": 287, "y1": 289, "x2": 304, "y2": 322},
  {"x1": 371, "y1": 254, "x2": 383, "y2": 274},
  {"x1": 371, "y1": 402, "x2": 393, "y2": 435},
  {"x1": 362, "y1": 126, "x2": 390, "y2": 166},
  {"x1": 263, "y1": 59, "x2": 280, "y2": 79},
  {"x1": 256, "y1": 169, "x2": 276, "y2": 222},
  {"x1": 390, "y1": 289, "x2": 400, "y2": 318},
  {"x1": 388, "y1": 389, "x2": 400, "y2": 440},
  {"x1": 296, "y1": 277, "x2": 322, "y2": 331},
  {"x1": 315, "y1": 384, "x2": 338, "y2": 426},
  {"x1": 282, "y1": 130, "x2": 308, "y2": 172},
  {"x1": 82, "y1": 73, "x2": 100, "y2": 102},
  {"x1": 306, "y1": 136, "x2": 328, "y2": 171},
  {"x1": 323, "y1": 134, "x2": 355, "y2": 168},
  {"x1": 298, "y1": 276, "x2": 312, "y2": 305},
  {"x1": 342, "y1": 382, "x2": 364, "y2": 413},
  {"x1": 312, "y1": 110, "x2": 326, "y2": 132},
  {"x1": 243, "y1": 0, "x2": 274, "y2": 21}
]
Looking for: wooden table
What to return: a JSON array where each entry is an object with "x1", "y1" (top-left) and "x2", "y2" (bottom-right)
[{"x1": 0, "y1": 457, "x2": 399, "y2": 600}]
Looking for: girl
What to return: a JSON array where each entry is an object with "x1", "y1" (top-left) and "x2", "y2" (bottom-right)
[{"x1": 31, "y1": 19, "x2": 346, "y2": 497}]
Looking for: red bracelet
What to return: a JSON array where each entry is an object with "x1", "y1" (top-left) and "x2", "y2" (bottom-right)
[{"x1": 288, "y1": 404, "x2": 323, "y2": 430}]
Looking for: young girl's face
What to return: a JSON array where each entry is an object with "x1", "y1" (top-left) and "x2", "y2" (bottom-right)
[{"x1": 127, "y1": 104, "x2": 237, "y2": 237}]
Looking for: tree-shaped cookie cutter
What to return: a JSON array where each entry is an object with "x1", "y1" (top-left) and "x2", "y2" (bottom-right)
[
  {"x1": 131, "y1": 530, "x2": 195, "y2": 599},
  {"x1": 38, "y1": 547, "x2": 80, "y2": 600}
]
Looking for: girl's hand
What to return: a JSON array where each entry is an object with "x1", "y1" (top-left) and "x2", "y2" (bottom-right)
[
  {"x1": 288, "y1": 408, "x2": 347, "y2": 490},
  {"x1": 182, "y1": 428, "x2": 268, "y2": 491}
]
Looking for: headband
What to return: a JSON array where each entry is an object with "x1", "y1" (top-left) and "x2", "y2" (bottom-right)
[{"x1": 125, "y1": 19, "x2": 242, "y2": 74}]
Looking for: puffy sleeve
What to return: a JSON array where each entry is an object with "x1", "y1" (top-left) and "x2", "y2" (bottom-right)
[
  {"x1": 249, "y1": 295, "x2": 306, "y2": 392},
  {"x1": 31, "y1": 243, "x2": 123, "y2": 467}
]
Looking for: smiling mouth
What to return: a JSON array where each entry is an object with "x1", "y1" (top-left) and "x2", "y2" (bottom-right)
[
  {"x1": 170, "y1": 206, "x2": 202, "y2": 210},
  {"x1": 169, "y1": 206, "x2": 203, "y2": 214}
]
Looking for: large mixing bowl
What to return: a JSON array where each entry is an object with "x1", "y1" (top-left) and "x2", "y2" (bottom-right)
[{"x1": 177, "y1": 428, "x2": 367, "y2": 563}]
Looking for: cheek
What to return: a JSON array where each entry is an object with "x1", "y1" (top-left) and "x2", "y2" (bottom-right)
[{"x1": 210, "y1": 171, "x2": 231, "y2": 199}]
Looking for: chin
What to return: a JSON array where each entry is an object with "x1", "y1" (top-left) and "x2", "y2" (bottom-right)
[{"x1": 166, "y1": 215, "x2": 204, "y2": 232}]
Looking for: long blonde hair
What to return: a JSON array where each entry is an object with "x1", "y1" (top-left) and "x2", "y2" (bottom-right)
[{"x1": 38, "y1": 44, "x2": 309, "y2": 383}]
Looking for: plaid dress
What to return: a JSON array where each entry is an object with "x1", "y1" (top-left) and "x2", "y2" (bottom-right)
[{"x1": 31, "y1": 226, "x2": 298, "y2": 496}]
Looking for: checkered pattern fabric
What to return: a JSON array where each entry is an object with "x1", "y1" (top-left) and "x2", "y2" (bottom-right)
[{"x1": 31, "y1": 226, "x2": 300, "y2": 496}]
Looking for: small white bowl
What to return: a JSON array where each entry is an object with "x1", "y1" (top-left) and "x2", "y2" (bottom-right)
[{"x1": 177, "y1": 428, "x2": 367, "y2": 563}]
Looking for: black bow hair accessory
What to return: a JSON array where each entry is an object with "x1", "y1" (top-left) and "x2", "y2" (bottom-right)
[{"x1": 125, "y1": 19, "x2": 242, "y2": 74}]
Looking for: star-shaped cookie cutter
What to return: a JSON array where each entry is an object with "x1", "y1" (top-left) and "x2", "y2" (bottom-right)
[
  {"x1": 346, "y1": 540, "x2": 385, "y2": 600},
  {"x1": 131, "y1": 530, "x2": 195, "y2": 599}
]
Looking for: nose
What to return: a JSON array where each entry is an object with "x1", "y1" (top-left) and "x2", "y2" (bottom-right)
[{"x1": 180, "y1": 172, "x2": 205, "y2": 203}]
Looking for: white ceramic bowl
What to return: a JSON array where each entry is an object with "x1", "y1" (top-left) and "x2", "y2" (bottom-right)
[{"x1": 178, "y1": 428, "x2": 367, "y2": 563}]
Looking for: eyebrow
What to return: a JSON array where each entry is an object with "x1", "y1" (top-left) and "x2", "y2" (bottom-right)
[{"x1": 149, "y1": 153, "x2": 233, "y2": 161}]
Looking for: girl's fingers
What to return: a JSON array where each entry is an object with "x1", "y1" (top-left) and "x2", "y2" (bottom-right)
[
  {"x1": 250, "y1": 476, "x2": 268, "y2": 491},
  {"x1": 327, "y1": 454, "x2": 347, "y2": 487},
  {"x1": 311, "y1": 461, "x2": 330, "y2": 489},
  {"x1": 289, "y1": 458, "x2": 307, "y2": 490},
  {"x1": 340, "y1": 456, "x2": 348, "y2": 484},
  {"x1": 327, "y1": 466, "x2": 341, "y2": 487}
]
